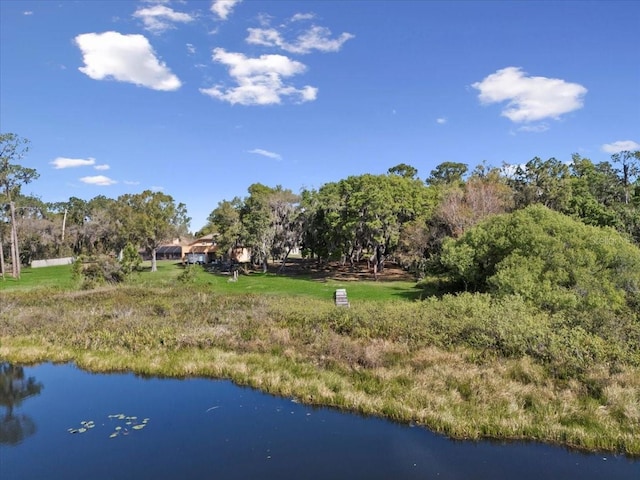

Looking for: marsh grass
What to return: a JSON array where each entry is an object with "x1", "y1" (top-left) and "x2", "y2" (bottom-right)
[{"x1": 1, "y1": 282, "x2": 639, "y2": 456}]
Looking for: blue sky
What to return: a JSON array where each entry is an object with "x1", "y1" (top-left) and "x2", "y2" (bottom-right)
[{"x1": 1, "y1": 0, "x2": 639, "y2": 231}]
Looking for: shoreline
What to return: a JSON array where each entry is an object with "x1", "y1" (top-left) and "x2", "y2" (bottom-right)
[
  {"x1": 2, "y1": 346, "x2": 638, "y2": 458},
  {"x1": 1, "y1": 285, "x2": 639, "y2": 457}
]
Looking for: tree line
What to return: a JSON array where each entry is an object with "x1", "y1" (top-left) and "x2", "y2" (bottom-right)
[
  {"x1": 1, "y1": 133, "x2": 190, "y2": 277},
  {"x1": 1, "y1": 132, "x2": 639, "y2": 279},
  {"x1": 201, "y1": 154, "x2": 639, "y2": 277}
]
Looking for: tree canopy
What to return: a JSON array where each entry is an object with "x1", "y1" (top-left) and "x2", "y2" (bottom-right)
[
  {"x1": 1, "y1": 133, "x2": 39, "y2": 278},
  {"x1": 3, "y1": 129, "x2": 640, "y2": 295},
  {"x1": 115, "y1": 190, "x2": 190, "y2": 272}
]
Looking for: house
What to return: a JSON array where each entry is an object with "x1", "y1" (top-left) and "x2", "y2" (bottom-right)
[
  {"x1": 155, "y1": 245, "x2": 185, "y2": 261},
  {"x1": 185, "y1": 234, "x2": 218, "y2": 264},
  {"x1": 139, "y1": 238, "x2": 190, "y2": 261},
  {"x1": 148, "y1": 234, "x2": 251, "y2": 265}
]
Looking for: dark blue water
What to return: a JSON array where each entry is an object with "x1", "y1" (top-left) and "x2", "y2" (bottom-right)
[{"x1": 0, "y1": 363, "x2": 637, "y2": 479}]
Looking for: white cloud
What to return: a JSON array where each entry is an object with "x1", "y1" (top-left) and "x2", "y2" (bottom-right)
[
  {"x1": 23, "y1": 11, "x2": 33, "y2": 16},
  {"x1": 602, "y1": 140, "x2": 640, "y2": 154},
  {"x1": 80, "y1": 175, "x2": 117, "y2": 186},
  {"x1": 256, "y1": 13, "x2": 273, "y2": 27},
  {"x1": 291, "y1": 13, "x2": 315, "y2": 22},
  {"x1": 200, "y1": 48, "x2": 317, "y2": 105},
  {"x1": 150, "y1": 185, "x2": 164, "y2": 191},
  {"x1": 51, "y1": 157, "x2": 95, "y2": 169},
  {"x1": 436, "y1": 118, "x2": 447, "y2": 124},
  {"x1": 124, "y1": 180, "x2": 140, "y2": 185},
  {"x1": 186, "y1": 43, "x2": 196, "y2": 55},
  {"x1": 248, "y1": 148, "x2": 282, "y2": 160},
  {"x1": 211, "y1": 0, "x2": 242, "y2": 20},
  {"x1": 75, "y1": 31, "x2": 181, "y2": 91},
  {"x1": 246, "y1": 25, "x2": 354, "y2": 54},
  {"x1": 133, "y1": 5, "x2": 194, "y2": 34},
  {"x1": 472, "y1": 67, "x2": 587, "y2": 123},
  {"x1": 517, "y1": 123, "x2": 550, "y2": 133},
  {"x1": 94, "y1": 164, "x2": 110, "y2": 171}
]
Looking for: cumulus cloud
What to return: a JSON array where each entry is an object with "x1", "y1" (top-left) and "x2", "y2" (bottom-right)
[
  {"x1": 248, "y1": 148, "x2": 282, "y2": 160},
  {"x1": 51, "y1": 157, "x2": 95, "y2": 169},
  {"x1": 246, "y1": 25, "x2": 354, "y2": 54},
  {"x1": 602, "y1": 140, "x2": 640, "y2": 154},
  {"x1": 79, "y1": 175, "x2": 117, "y2": 186},
  {"x1": 94, "y1": 164, "x2": 110, "y2": 171},
  {"x1": 75, "y1": 31, "x2": 181, "y2": 91},
  {"x1": 472, "y1": 67, "x2": 587, "y2": 123},
  {"x1": 200, "y1": 48, "x2": 317, "y2": 105},
  {"x1": 133, "y1": 4, "x2": 194, "y2": 33},
  {"x1": 211, "y1": 0, "x2": 242, "y2": 20}
]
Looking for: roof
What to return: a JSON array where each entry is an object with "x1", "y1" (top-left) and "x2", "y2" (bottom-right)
[{"x1": 188, "y1": 234, "x2": 218, "y2": 247}]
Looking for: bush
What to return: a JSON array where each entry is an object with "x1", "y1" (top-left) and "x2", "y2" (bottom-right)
[
  {"x1": 119, "y1": 243, "x2": 142, "y2": 277},
  {"x1": 74, "y1": 254, "x2": 125, "y2": 289},
  {"x1": 438, "y1": 205, "x2": 640, "y2": 316},
  {"x1": 177, "y1": 264, "x2": 200, "y2": 284}
]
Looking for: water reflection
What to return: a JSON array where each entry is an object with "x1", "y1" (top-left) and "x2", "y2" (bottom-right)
[
  {"x1": 0, "y1": 363, "x2": 43, "y2": 445},
  {"x1": 2, "y1": 363, "x2": 638, "y2": 480}
]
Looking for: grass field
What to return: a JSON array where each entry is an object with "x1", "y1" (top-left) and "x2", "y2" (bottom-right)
[
  {"x1": 0, "y1": 264, "x2": 78, "y2": 291},
  {"x1": 0, "y1": 260, "x2": 421, "y2": 302}
]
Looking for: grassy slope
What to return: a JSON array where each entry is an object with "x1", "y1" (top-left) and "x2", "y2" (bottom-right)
[{"x1": 1, "y1": 261, "x2": 638, "y2": 456}]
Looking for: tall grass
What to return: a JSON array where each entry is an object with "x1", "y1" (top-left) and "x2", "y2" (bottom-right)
[{"x1": 1, "y1": 282, "x2": 638, "y2": 455}]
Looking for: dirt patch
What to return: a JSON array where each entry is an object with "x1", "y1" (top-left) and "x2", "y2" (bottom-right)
[{"x1": 266, "y1": 258, "x2": 415, "y2": 282}]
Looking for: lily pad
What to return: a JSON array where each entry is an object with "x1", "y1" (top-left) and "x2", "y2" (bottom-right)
[{"x1": 71, "y1": 413, "x2": 149, "y2": 438}]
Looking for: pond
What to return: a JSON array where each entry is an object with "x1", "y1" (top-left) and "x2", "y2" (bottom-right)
[{"x1": 1, "y1": 362, "x2": 637, "y2": 479}]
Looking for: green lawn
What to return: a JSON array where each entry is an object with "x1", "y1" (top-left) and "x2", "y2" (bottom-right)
[
  {"x1": 0, "y1": 264, "x2": 77, "y2": 291},
  {"x1": 193, "y1": 270, "x2": 420, "y2": 302},
  {"x1": 0, "y1": 260, "x2": 422, "y2": 302}
]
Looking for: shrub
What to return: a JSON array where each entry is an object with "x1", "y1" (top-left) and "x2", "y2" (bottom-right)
[
  {"x1": 119, "y1": 243, "x2": 142, "y2": 277},
  {"x1": 74, "y1": 254, "x2": 125, "y2": 289},
  {"x1": 438, "y1": 205, "x2": 640, "y2": 316},
  {"x1": 177, "y1": 264, "x2": 200, "y2": 284}
]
